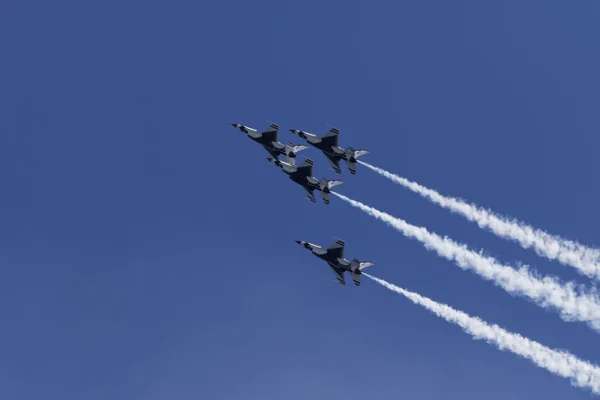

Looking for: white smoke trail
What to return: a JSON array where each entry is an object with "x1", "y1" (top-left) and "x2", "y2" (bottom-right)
[
  {"x1": 364, "y1": 273, "x2": 600, "y2": 395},
  {"x1": 359, "y1": 161, "x2": 600, "y2": 281},
  {"x1": 332, "y1": 192, "x2": 600, "y2": 332}
]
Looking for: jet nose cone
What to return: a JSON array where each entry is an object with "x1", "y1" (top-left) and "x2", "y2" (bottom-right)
[
  {"x1": 231, "y1": 123, "x2": 238, "y2": 128},
  {"x1": 295, "y1": 240, "x2": 302, "y2": 245},
  {"x1": 267, "y1": 157, "x2": 273, "y2": 162}
]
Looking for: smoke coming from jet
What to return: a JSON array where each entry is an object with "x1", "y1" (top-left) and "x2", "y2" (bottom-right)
[
  {"x1": 364, "y1": 273, "x2": 600, "y2": 395},
  {"x1": 332, "y1": 192, "x2": 600, "y2": 332},
  {"x1": 358, "y1": 161, "x2": 600, "y2": 281}
]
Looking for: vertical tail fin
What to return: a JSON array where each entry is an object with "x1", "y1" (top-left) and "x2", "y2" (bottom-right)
[
  {"x1": 353, "y1": 258, "x2": 375, "y2": 270},
  {"x1": 285, "y1": 143, "x2": 309, "y2": 157},
  {"x1": 284, "y1": 143, "x2": 309, "y2": 166}
]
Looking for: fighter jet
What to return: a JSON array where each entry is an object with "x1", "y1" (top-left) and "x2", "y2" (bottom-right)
[
  {"x1": 289, "y1": 126, "x2": 369, "y2": 174},
  {"x1": 295, "y1": 238, "x2": 375, "y2": 286},
  {"x1": 232, "y1": 122, "x2": 308, "y2": 163},
  {"x1": 266, "y1": 157, "x2": 342, "y2": 204}
]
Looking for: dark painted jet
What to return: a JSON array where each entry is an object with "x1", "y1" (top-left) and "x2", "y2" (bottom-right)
[
  {"x1": 232, "y1": 121, "x2": 308, "y2": 163},
  {"x1": 289, "y1": 126, "x2": 368, "y2": 174},
  {"x1": 267, "y1": 157, "x2": 342, "y2": 204},
  {"x1": 295, "y1": 238, "x2": 374, "y2": 286}
]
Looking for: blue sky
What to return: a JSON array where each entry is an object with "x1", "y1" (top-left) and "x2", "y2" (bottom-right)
[{"x1": 1, "y1": 0, "x2": 600, "y2": 398}]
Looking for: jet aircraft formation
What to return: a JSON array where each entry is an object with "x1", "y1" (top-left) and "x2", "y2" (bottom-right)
[
  {"x1": 231, "y1": 121, "x2": 373, "y2": 286},
  {"x1": 231, "y1": 122, "x2": 600, "y2": 398}
]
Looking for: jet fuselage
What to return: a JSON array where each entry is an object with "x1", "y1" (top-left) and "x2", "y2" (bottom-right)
[
  {"x1": 294, "y1": 132, "x2": 354, "y2": 162},
  {"x1": 272, "y1": 160, "x2": 323, "y2": 193},
  {"x1": 245, "y1": 135, "x2": 288, "y2": 157},
  {"x1": 300, "y1": 241, "x2": 358, "y2": 274}
]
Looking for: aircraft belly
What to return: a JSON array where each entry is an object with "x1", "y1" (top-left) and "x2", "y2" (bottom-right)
[{"x1": 290, "y1": 176, "x2": 304, "y2": 185}]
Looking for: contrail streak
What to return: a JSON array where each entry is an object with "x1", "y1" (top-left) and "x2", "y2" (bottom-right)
[
  {"x1": 364, "y1": 273, "x2": 600, "y2": 395},
  {"x1": 332, "y1": 192, "x2": 600, "y2": 332},
  {"x1": 359, "y1": 161, "x2": 600, "y2": 281}
]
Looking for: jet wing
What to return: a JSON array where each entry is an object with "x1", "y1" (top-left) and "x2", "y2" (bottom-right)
[
  {"x1": 260, "y1": 123, "x2": 279, "y2": 143},
  {"x1": 302, "y1": 186, "x2": 316, "y2": 203},
  {"x1": 293, "y1": 158, "x2": 314, "y2": 178},
  {"x1": 323, "y1": 152, "x2": 342, "y2": 174},
  {"x1": 326, "y1": 239, "x2": 345, "y2": 259},
  {"x1": 327, "y1": 263, "x2": 346, "y2": 285},
  {"x1": 321, "y1": 127, "x2": 339, "y2": 147}
]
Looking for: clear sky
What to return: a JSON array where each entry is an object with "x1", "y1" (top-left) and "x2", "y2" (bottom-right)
[{"x1": 1, "y1": 1, "x2": 600, "y2": 399}]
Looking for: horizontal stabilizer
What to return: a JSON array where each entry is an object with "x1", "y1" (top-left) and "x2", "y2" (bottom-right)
[
  {"x1": 318, "y1": 179, "x2": 342, "y2": 204},
  {"x1": 351, "y1": 270, "x2": 361, "y2": 286},
  {"x1": 321, "y1": 191, "x2": 331, "y2": 204},
  {"x1": 344, "y1": 147, "x2": 367, "y2": 175}
]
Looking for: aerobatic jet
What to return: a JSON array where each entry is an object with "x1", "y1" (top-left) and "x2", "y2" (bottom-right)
[
  {"x1": 232, "y1": 122, "x2": 308, "y2": 163},
  {"x1": 295, "y1": 238, "x2": 375, "y2": 286},
  {"x1": 266, "y1": 157, "x2": 342, "y2": 204},
  {"x1": 289, "y1": 126, "x2": 368, "y2": 174}
]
